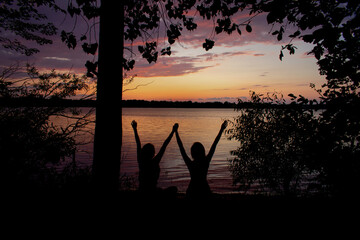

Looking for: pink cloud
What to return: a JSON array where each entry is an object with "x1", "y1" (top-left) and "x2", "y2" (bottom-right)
[
  {"x1": 129, "y1": 47, "x2": 267, "y2": 78},
  {"x1": 131, "y1": 55, "x2": 213, "y2": 78}
]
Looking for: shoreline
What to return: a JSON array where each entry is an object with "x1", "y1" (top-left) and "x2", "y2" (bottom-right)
[{"x1": 0, "y1": 98, "x2": 326, "y2": 109}]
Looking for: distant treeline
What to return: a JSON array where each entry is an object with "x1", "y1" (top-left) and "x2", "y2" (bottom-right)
[
  {"x1": 0, "y1": 98, "x2": 236, "y2": 108},
  {"x1": 123, "y1": 99, "x2": 236, "y2": 108},
  {"x1": 0, "y1": 98, "x2": 325, "y2": 109}
]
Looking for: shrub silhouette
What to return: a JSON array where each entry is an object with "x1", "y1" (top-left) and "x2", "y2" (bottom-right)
[
  {"x1": 227, "y1": 92, "x2": 319, "y2": 196},
  {"x1": 0, "y1": 65, "x2": 92, "y2": 192}
]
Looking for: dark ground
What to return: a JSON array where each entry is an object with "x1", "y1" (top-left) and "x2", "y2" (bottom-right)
[
  {"x1": 4, "y1": 189, "x2": 355, "y2": 220},
  {"x1": 3, "y1": 190, "x2": 359, "y2": 237}
]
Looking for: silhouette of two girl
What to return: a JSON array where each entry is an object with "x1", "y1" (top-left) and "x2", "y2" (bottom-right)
[{"x1": 131, "y1": 120, "x2": 228, "y2": 199}]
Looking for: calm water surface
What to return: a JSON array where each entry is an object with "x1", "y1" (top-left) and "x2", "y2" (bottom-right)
[{"x1": 64, "y1": 108, "x2": 240, "y2": 193}]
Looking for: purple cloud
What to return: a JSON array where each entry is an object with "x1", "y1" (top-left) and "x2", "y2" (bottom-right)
[{"x1": 131, "y1": 55, "x2": 213, "y2": 78}]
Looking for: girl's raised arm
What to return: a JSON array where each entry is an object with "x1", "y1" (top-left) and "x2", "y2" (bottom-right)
[
  {"x1": 131, "y1": 120, "x2": 141, "y2": 158},
  {"x1": 174, "y1": 124, "x2": 191, "y2": 166},
  {"x1": 154, "y1": 124, "x2": 177, "y2": 163},
  {"x1": 207, "y1": 120, "x2": 228, "y2": 162}
]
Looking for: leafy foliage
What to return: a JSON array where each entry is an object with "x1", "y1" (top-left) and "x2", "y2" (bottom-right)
[
  {"x1": 227, "y1": 92, "x2": 319, "y2": 196},
  {"x1": 63, "y1": 0, "x2": 260, "y2": 73},
  {"x1": 0, "y1": 0, "x2": 63, "y2": 55},
  {"x1": 227, "y1": 90, "x2": 360, "y2": 197},
  {"x1": 61, "y1": 30, "x2": 78, "y2": 50},
  {"x1": 0, "y1": 65, "x2": 94, "y2": 191},
  {"x1": 203, "y1": 39, "x2": 215, "y2": 51},
  {"x1": 138, "y1": 42, "x2": 158, "y2": 64},
  {"x1": 0, "y1": 64, "x2": 90, "y2": 99},
  {"x1": 262, "y1": 0, "x2": 359, "y2": 100}
]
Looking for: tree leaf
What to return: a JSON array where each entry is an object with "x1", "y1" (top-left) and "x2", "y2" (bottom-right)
[
  {"x1": 85, "y1": 61, "x2": 98, "y2": 77},
  {"x1": 267, "y1": 12, "x2": 277, "y2": 24},
  {"x1": 215, "y1": 26, "x2": 223, "y2": 34},
  {"x1": 289, "y1": 30, "x2": 301, "y2": 38},
  {"x1": 246, "y1": 24, "x2": 252, "y2": 33},
  {"x1": 138, "y1": 45, "x2": 145, "y2": 53},
  {"x1": 279, "y1": 50, "x2": 284, "y2": 61},
  {"x1": 237, "y1": 27, "x2": 242, "y2": 35},
  {"x1": 302, "y1": 34, "x2": 314, "y2": 43},
  {"x1": 161, "y1": 47, "x2": 171, "y2": 56},
  {"x1": 203, "y1": 39, "x2": 214, "y2": 51},
  {"x1": 61, "y1": 31, "x2": 77, "y2": 49},
  {"x1": 183, "y1": 17, "x2": 197, "y2": 31},
  {"x1": 82, "y1": 43, "x2": 98, "y2": 55},
  {"x1": 288, "y1": 93, "x2": 297, "y2": 100}
]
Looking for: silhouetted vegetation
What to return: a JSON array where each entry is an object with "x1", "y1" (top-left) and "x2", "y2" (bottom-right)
[
  {"x1": 0, "y1": 0, "x2": 63, "y2": 56},
  {"x1": 0, "y1": 65, "x2": 94, "y2": 193},
  {"x1": 0, "y1": 98, "x2": 96, "y2": 107},
  {"x1": 227, "y1": 91, "x2": 360, "y2": 198},
  {"x1": 227, "y1": 92, "x2": 320, "y2": 196},
  {"x1": 0, "y1": 99, "x2": 237, "y2": 108}
]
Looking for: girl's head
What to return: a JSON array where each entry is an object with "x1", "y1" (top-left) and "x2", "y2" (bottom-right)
[
  {"x1": 141, "y1": 143, "x2": 155, "y2": 159},
  {"x1": 191, "y1": 142, "x2": 205, "y2": 161}
]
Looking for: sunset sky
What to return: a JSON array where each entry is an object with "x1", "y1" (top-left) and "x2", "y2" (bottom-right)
[{"x1": 0, "y1": 3, "x2": 326, "y2": 102}]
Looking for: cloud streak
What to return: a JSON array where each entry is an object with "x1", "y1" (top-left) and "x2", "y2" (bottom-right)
[
  {"x1": 194, "y1": 96, "x2": 239, "y2": 103},
  {"x1": 131, "y1": 48, "x2": 266, "y2": 78},
  {"x1": 132, "y1": 55, "x2": 214, "y2": 78},
  {"x1": 44, "y1": 57, "x2": 71, "y2": 61}
]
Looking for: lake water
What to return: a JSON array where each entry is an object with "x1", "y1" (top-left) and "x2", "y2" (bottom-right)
[{"x1": 60, "y1": 108, "x2": 240, "y2": 193}]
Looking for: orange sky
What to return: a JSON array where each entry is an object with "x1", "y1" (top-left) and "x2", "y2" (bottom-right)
[
  {"x1": 123, "y1": 40, "x2": 326, "y2": 102},
  {"x1": 0, "y1": 8, "x2": 326, "y2": 102}
]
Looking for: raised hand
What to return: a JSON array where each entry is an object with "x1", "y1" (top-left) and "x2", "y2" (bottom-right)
[
  {"x1": 221, "y1": 120, "x2": 228, "y2": 130},
  {"x1": 173, "y1": 123, "x2": 179, "y2": 132},
  {"x1": 131, "y1": 120, "x2": 137, "y2": 129}
]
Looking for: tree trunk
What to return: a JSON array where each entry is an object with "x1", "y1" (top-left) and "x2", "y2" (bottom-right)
[{"x1": 92, "y1": 0, "x2": 123, "y2": 192}]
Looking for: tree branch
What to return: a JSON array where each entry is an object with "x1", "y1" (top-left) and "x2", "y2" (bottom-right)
[{"x1": 123, "y1": 80, "x2": 155, "y2": 92}]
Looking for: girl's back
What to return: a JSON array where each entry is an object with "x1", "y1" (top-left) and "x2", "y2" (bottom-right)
[
  {"x1": 186, "y1": 159, "x2": 211, "y2": 199},
  {"x1": 138, "y1": 157, "x2": 160, "y2": 192}
]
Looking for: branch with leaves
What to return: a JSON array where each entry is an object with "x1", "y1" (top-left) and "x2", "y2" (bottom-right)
[
  {"x1": 0, "y1": 64, "x2": 95, "y2": 184},
  {"x1": 0, "y1": 0, "x2": 64, "y2": 55},
  {"x1": 0, "y1": 63, "x2": 94, "y2": 100}
]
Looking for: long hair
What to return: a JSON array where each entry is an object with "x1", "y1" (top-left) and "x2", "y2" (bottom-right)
[
  {"x1": 191, "y1": 142, "x2": 205, "y2": 161},
  {"x1": 141, "y1": 143, "x2": 155, "y2": 159}
]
